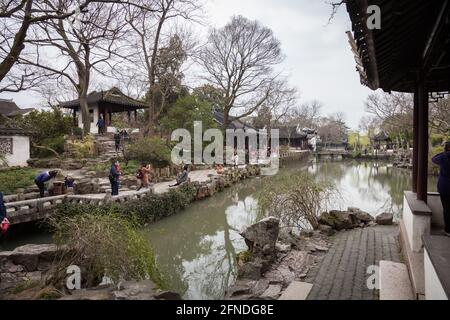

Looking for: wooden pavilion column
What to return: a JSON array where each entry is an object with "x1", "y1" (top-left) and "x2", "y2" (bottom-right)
[
  {"x1": 127, "y1": 111, "x2": 131, "y2": 126},
  {"x1": 412, "y1": 86, "x2": 419, "y2": 193},
  {"x1": 417, "y1": 79, "x2": 429, "y2": 202},
  {"x1": 72, "y1": 109, "x2": 77, "y2": 127}
]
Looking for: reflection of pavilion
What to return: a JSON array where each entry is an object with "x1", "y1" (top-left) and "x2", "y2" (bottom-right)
[
  {"x1": 60, "y1": 87, "x2": 147, "y2": 134},
  {"x1": 346, "y1": 0, "x2": 450, "y2": 300}
]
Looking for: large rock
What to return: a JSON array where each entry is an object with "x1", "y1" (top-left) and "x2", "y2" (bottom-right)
[
  {"x1": 348, "y1": 207, "x2": 375, "y2": 224},
  {"x1": 8, "y1": 244, "x2": 59, "y2": 272},
  {"x1": 237, "y1": 260, "x2": 264, "y2": 280},
  {"x1": 240, "y1": 217, "x2": 280, "y2": 261},
  {"x1": 318, "y1": 211, "x2": 357, "y2": 231},
  {"x1": 376, "y1": 212, "x2": 394, "y2": 225}
]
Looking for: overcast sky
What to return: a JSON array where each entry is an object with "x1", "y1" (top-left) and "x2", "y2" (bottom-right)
[{"x1": 0, "y1": 0, "x2": 375, "y2": 130}]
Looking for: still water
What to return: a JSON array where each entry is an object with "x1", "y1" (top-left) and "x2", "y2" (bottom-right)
[
  {"x1": 144, "y1": 160, "x2": 437, "y2": 299},
  {"x1": 0, "y1": 160, "x2": 438, "y2": 300}
]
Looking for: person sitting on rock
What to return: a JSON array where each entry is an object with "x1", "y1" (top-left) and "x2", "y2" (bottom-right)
[
  {"x1": 170, "y1": 165, "x2": 189, "y2": 187},
  {"x1": 34, "y1": 170, "x2": 58, "y2": 198}
]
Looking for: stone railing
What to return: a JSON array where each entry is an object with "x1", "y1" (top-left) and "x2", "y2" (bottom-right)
[
  {"x1": 5, "y1": 195, "x2": 67, "y2": 225},
  {"x1": 66, "y1": 188, "x2": 154, "y2": 206},
  {"x1": 5, "y1": 188, "x2": 155, "y2": 225}
]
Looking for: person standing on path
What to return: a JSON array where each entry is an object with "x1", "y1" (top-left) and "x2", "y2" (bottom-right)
[
  {"x1": 96, "y1": 114, "x2": 105, "y2": 135},
  {"x1": 109, "y1": 160, "x2": 121, "y2": 196},
  {"x1": 34, "y1": 170, "x2": 58, "y2": 198},
  {"x1": 114, "y1": 130, "x2": 121, "y2": 153},
  {"x1": 432, "y1": 141, "x2": 450, "y2": 236},
  {"x1": 137, "y1": 163, "x2": 152, "y2": 191}
]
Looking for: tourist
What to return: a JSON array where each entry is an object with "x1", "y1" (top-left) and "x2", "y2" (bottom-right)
[
  {"x1": 137, "y1": 163, "x2": 152, "y2": 191},
  {"x1": 170, "y1": 165, "x2": 189, "y2": 187},
  {"x1": 0, "y1": 192, "x2": 9, "y2": 234},
  {"x1": 34, "y1": 170, "x2": 58, "y2": 198},
  {"x1": 96, "y1": 114, "x2": 105, "y2": 135},
  {"x1": 109, "y1": 160, "x2": 121, "y2": 196},
  {"x1": 64, "y1": 176, "x2": 75, "y2": 194},
  {"x1": 215, "y1": 164, "x2": 224, "y2": 175},
  {"x1": 432, "y1": 141, "x2": 450, "y2": 236},
  {"x1": 232, "y1": 149, "x2": 239, "y2": 168},
  {"x1": 114, "y1": 130, "x2": 121, "y2": 153}
]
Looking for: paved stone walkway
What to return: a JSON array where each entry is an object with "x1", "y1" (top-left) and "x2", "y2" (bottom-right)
[{"x1": 305, "y1": 225, "x2": 401, "y2": 300}]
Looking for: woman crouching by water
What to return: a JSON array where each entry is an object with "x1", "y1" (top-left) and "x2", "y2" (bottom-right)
[{"x1": 432, "y1": 141, "x2": 450, "y2": 236}]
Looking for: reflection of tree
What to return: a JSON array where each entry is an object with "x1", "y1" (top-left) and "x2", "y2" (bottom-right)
[{"x1": 145, "y1": 179, "x2": 259, "y2": 299}]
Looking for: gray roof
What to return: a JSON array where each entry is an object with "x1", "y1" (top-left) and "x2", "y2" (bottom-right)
[
  {"x1": 0, "y1": 125, "x2": 29, "y2": 136},
  {"x1": 213, "y1": 110, "x2": 256, "y2": 131},
  {"x1": 59, "y1": 87, "x2": 147, "y2": 110},
  {"x1": 0, "y1": 99, "x2": 19, "y2": 116}
]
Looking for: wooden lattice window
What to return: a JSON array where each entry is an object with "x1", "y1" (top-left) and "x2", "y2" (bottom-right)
[{"x1": 0, "y1": 138, "x2": 13, "y2": 154}]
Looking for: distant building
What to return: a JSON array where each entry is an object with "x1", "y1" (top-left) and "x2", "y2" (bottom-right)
[
  {"x1": 0, "y1": 98, "x2": 34, "y2": 118},
  {"x1": 0, "y1": 122, "x2": 31, "y2": 167},
  {"x1": 213, "y1": 109, "x2": 256, "y2": 131},
  {"x1": 278, "y1": 125, "x2": 308, "y2": 150}
]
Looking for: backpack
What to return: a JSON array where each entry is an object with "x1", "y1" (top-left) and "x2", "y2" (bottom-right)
[{"x1": 136, "y1": 168, "x2": 144, "y2": 179}]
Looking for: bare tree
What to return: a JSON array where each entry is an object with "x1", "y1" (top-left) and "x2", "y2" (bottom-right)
[
  {"x1": 365, "y1": 92, "x2": 413, "y2": 149},
  {"x1": 18, "y1": 0, "x2": 128, "y2": 134},
  {"x1": 0, "y1": 0, "x2": 157, "y2": 93},
  {"x1": 122, "y1": 0, "x2": 202, "y2": 136},
  {"x1": 198, "y1": 15, "x2": 284, "y2": 130},
  {"x1": 287, "y1": 100, "x2": 322, "y2": 129},
  {"x1": 430, "y1": 98, "x2": 450, "y2": 136}
]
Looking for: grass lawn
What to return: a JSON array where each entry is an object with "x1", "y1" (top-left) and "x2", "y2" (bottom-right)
[{"x1": 0, "y1": 167, "x2": 38, "y2": 195}]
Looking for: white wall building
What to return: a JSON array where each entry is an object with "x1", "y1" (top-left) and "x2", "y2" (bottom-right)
[{"x1": 0, "y1": 127, "x2": 31, "y2": 167}]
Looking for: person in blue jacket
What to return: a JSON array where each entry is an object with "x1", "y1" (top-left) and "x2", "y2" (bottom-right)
[
  {"x1": 432, "y1": 141, "x2": 450, "y2": 236},
  {"x1": 0, "y1": 192, "x2": 6, "y2": 221},
  {"x1": 96, "y1": 114, "x2": 105, "y2": 135},
  {"x1": 109, "y1": 159, "x2": 121, "y2": 196},
  {"x1": 34, "y1": 170, "x2": 58, "y2": 198}
]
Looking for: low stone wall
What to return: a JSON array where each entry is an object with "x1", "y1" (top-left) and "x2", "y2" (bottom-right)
[
  {"x1": 0, "y1": 244, "x2": 62, "y2": 292},
  {"x1": 193, "y1": 165, "x2": 261, "y2": 201}
]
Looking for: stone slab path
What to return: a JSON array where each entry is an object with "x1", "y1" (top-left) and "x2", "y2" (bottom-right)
[{"x1": 304, "y1": 225, "x2": 401, "y2": 300}]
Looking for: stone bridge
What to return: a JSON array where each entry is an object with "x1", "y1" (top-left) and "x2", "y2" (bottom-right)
[{"x1": 5, "y1": 189, "x2": 154, "y2": 225}]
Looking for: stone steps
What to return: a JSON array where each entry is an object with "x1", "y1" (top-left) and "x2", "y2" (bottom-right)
[
  {"x1": 278, "y1": 281, "x2": 313, "y2": 300},
  {"x1": 379, "y1": 260, "x2": 415, "y2": 300}
]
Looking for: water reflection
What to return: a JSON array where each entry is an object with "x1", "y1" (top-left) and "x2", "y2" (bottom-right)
[
  {"x1": 145, "y1": 161, "x2": 437, "y2": 300},
  {"x1": 145, "y1": 179, "x2": 260, "y2": 300}
]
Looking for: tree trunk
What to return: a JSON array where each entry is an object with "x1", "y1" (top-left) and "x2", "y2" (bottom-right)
[
  {"x1": 0, "y1": 0, "x2": 33, "y2": 83},
  {"x1": 146, "y1": 86, "x2": 157, "y2": 136}
]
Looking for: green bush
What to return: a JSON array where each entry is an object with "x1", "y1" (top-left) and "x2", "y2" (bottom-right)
[
  {"x1": 13, "y1": 108, "x2": 72, "y2": 157},
  {"x1": 55, "y1": 183, "x2": 197, "y2": 225},
  {"x1": 0, "y1": 167, "x2": 38, "y2": 194},
  {"x1": 431, "y1": 134, "x2": 445, "y2": 148},
  {"x1": 48, "y1": 207, "x2": 164, "y2": 289},
  {"x1": 126, "y1": 137, "x2": 172, "y2": 168}
]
